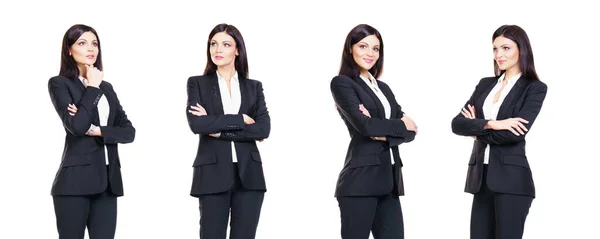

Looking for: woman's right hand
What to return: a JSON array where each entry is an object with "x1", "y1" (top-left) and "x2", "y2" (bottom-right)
[
  {"x1": 486, "y1": 118, "x2": 529, "y2": 136},
  {"x1": 401, "y1": 114, "x2": 418, "y2": 134},
  {"x1": 85, "y1": 64, "x2": 103, "y2": 88},
  {"x1": 243, "y1": 114, "x2": 255, "y2": 124}
]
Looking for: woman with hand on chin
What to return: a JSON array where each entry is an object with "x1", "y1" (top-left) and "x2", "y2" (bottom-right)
[
  {"x1": 330, "y1": 24, "x2": 418, "y2": 239},
  {"x1": 186, "y1": 23, "x2": 270, "y2": 239},
  {"x1": 451, "y1": 25, "x2": 547, "y2": 239},
  {"x1": 48, "y1": 24, "x2": 135, "y2": 239}
]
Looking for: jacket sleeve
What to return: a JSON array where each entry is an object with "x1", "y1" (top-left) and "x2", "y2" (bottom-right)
[
  {"x1": 451, "y1": 78, "x2": 491, "y2": 136},
  {"x1": 477, "y1": 82, "x2": 547, "y2": 145},
  {"x1": 219, "y1": 81, "x2": 270, "y2": 141},
  {"x1": 48, "y1": 76, "x2": 102, "y2": 136},
  {"x1": 330, "y1": 75, "x2": 409, "y2": 138},
  {"x1": 99, "y1": 83, "x2": 135, "y2": 144},
  {"x1": 381, "y1": 84, "x2": 416, "y2": 148},
  {"x1": 186, "y1": 77, "x2": 245, "y2": 134}
]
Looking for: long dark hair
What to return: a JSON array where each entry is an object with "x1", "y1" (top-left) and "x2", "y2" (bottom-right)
[
  {"x1": 338, "y1": 24, "x2": 384, "y2": 79},
  {"x1": 203, "y1": 23, "x2": 249, "y2": 79},
  {"x1": 59, "y1": 24, "x2": 102, "y2": 80},
  {"x1": 492, "y1": 25, "x2": 539, "y2": 81}
]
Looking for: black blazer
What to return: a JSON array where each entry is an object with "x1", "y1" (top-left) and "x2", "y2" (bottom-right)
[
  {"x1": 330, "y1": 75, "x2": 415, "y2": 197},
  {"x1": 451, "y1": 76, "x2": 547, "y2": 197},
  {"x1": 48, "y1": 76, "x2": 135, "y2": 196},
  {"x1": 186, "y1": 73, "x2": 270, "y2": 197}
]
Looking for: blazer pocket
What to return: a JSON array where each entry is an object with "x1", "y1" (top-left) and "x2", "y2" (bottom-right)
[
  {"x1": 62, "y1": 155, "x2": 92, "y2": 167},
  {"x1": 502, "y1": 154, "x2": 529, "y2": 168},
  {"x1": 348, "y1": 154, "x2": 381, "y2": 169},
  {"x1": 193, "y1": 153, "x2": 217, "y2": 167},
  {"x1": 251, "y1": 151, "x2": 262, "y2": 164}
]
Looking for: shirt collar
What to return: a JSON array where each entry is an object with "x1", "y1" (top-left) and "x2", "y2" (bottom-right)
[
  {"x1": 359, "y1": 72, "x2": 377, "y2": 86},
  {"x1": 497, "y1": 72, "x2": 522, "y2": 84},
  {"x1": 216, "y1": 70, "x2": 239, "y2": 82}
]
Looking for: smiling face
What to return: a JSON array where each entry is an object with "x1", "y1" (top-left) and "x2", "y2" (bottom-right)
[
  {"x1": 351, "y1": 34, "x2": 380, "y2": 76},
  {"x1": 209, "y1": 31, "x2": 238, "y2": 69},
  {"x1": 493, "y1": 35, "x2": 520, "y2": 73},
  {"x1": 69, "y1": 31, "x2": 99, "y2": 67}
]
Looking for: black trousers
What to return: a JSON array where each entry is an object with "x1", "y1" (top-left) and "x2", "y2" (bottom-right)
[
  {"x1": 198, "y1": 163, "x2": 265, "y2": 239},
  {"x1": 337, "y1": 193, "x2": 404, "y2": 239},
  {"x1": 471, "y1": 164, "x2": 534, "y2": 239},
  {"x1": 53, "y1": 188, "x2": 117, "y2": 239}
]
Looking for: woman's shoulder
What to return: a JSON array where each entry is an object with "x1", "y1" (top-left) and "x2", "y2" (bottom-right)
[
  {"x1": 48, "y1": 75, "x2": 71, "y2": 84},
  {"x1": 479, "y1": 76, "x2": 498, "y2": 84},
  {"x1": 188, "y1": 74, "x2": 212, "y2": 81},
  {"x1": 330, "y1": 74, "x2": 356, "y2": 86},
  {"x1": 241, "y1": 77, "x2": 262, "y2": 85}
]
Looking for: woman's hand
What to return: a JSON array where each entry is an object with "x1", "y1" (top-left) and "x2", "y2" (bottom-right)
[
  {"x1": 189, "y1": 103, "x2": 207, "y2": 116},
  {"x1": 67, "y1": 104, "x2": 78, "y2": 116},
  {"x1": 242, "y1": 114, "x2": 255, "y2": 125},
  {"x1": 401, "y1": 114, "x2": 418, "y2": 134},
  {"x1": 85, "y1": 65, "x2": 103, "y2": 88},
  {"x1": 359, "y1": 104, "x2": 371, "y2": 118},
  {"x1": 85, "y1": 124, "x2": 102, "y2": 137},
  {"x1": 486, "y1": 118, "x2": 529, "y2": 136},
  {"x1": 461, "y1": 104, "x2": 476, "y2": 119},
  {"x1": 460, "y1": 104, "x2": 477, "y2": 140},
  {"x1": 371, "y1": 136, "x2": 387, "y2": 141}
]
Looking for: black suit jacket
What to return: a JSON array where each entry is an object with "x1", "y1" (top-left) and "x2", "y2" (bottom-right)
[
  {"x1": 451, "y1": 76, "x2": 547, "y2": 197},
  {"x1": 330, "y1": 75, "x2": 415, "y2": 197},
  {"x1": 186, "y1": 73, "x2": 270, "y2": 197},
  {"x1": 48, "y1": 76, "x2": 135, "y2": 196}
]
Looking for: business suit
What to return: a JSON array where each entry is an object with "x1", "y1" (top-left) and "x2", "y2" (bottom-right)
[
  {"x1": 451, "y1": 76, "x2": 547, "y2": 239},
  {"x1": 186, "y1": 73, "x2": 270, "y2": 239},
  {"x1": 330, "y1": 75, "x2": 415, "y2": 239},
  {"x1": 48, "y1": 75, "x2": 135, "y2": 239}
]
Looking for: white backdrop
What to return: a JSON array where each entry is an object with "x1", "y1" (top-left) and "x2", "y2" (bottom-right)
[{"x1": 1, "y1": 0, "x2": 598, "y2": 238}]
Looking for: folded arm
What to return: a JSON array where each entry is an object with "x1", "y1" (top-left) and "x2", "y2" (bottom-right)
[
  {"x1": 477, "y1": 83, "x2": 547, "y2": 145},
  {"x1": 330, "y1": 76, "x2": 409, "y2": 138},
  {"x1": 99, "y1": 84, "x2": 135, "y2": 144},
  {"x1": 48, "y1": 77, "x2": 102, "y2": 136},
  {"x1": 186, "y1": 77, "x2": 245, "y2": 134},
  {"x1": 219, "y1": 82, "x2": 271, "y2": 141},
  {"x1": 451, "y1": 79, "x2": 491, "y2": 136}
]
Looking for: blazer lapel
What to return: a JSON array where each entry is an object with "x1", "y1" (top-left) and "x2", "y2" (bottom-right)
[
  {"x1": 210, "y1": 74, "x2": 225, "y2": 115},
  {"x1": 237, "y1": 77, "x2": 248, "y2": 114},
  {"x1": 355, "y1": 77, "x2": 385, "y2": 118},
  {"x1": 497, "y1": 76, "x2": 527, "y2": 119},
  {"x1": 73, "y1": 77, "x2": 85, "y2": 91}
]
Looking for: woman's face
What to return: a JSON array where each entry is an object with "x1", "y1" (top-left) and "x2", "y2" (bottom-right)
[
  {"x1": 209, "y1": 32, "x2": 238, "y2": 68},
  {"x1": 352, "y1": 34, "x2": 380, "y2": 74},
  {"x1": 70, "y1": 31, "x2": 98, "y2": 66},
  {"x1": 493, "y1": 35, "x2": 520, "y2": 72}
]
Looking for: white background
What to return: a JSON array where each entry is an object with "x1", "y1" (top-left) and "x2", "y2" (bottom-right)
[{"x1": 1, "y1": 0, "x2": 598, "y2": 238}]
